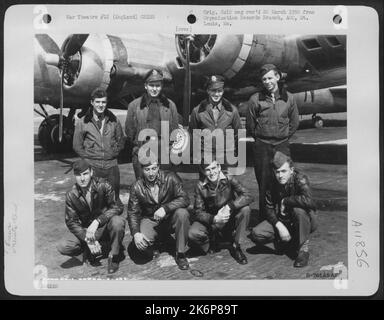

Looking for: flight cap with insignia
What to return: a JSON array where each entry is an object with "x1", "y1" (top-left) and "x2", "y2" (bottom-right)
[
  {"x1": 259, "y1": 64, "x2": 282, "y2": 79},
  {"x1": 206, "y1": 75, "x2": 225, "y2": 90},
  {"x1": 73, "y1": 159, "x2": 91, "y2": 175},
  {"x1": 138, "y1": 149, "x2": 159, "y2": 167},
  {"x1": 145, "y1": 69, "x2": 164, "y2": 83},
  {"x1": 271, "y1": 151, "x2": 292, "y2": 169}
]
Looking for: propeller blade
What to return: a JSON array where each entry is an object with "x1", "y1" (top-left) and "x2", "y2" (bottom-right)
[
  {"x1": 35, "y1": 34, "x2": 61, "y2": 67},
  {"x1": 182, "y1": 36, "x2": 192, "y2": 125},
  {"x1": 56, "y1": 34, "x2": 88, "y2": 142},
  {"x1": 35, "y1": 34, "x2": 61, "y2": 55},
  {"x1": 58, "y1": 70, "x2": 64, "y2": 142},
  {"x1": 199, "y1": 48, "x2": 206, "y2": 62},
  {"x1": 61, "y1": 34, "x2": 89, "y2": 58}
]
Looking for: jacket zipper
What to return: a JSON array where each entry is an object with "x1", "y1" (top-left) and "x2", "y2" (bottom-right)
[{"x1": 94, "y1": 119, "x2": 105, "y2": 168}]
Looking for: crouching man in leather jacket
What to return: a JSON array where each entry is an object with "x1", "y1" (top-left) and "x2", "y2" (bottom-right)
[
  {"x1": 127, "y1": 153, "x2": 191, "y2": 270},
  {"x1": 188, "y1": 159, "x2": 253, "y2": 264},
  {"x1": 57, "y1": 159, "x2": 125, "y2": 274},
  {"x1": 251, "y1": 152, "x2": 318, "y2": 267}
]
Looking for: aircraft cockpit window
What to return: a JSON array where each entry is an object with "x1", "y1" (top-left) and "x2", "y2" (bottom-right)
[
  {"x1": 325, "y1": 36, "x2": 342, "y2": 47},
  {"x1": 302, "y1": 38, "x2": 321, "y2": 50}
]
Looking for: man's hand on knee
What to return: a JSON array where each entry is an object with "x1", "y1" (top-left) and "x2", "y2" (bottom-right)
[
  {"x1": 214, "y1": 205, "x2": 231, "y2": 227},
  {"x1": 154, "y1": 207, "x2": 166, "y2": 221},
  {"x1": 86, "y1": 219, "x2": 100, "y2": 242},
  {"x1": 275, "y1": 221, "x2": 291, "y2": 242},
  {"x1": 87, "y1": 240, "x2": 102, "y2": 255},
  {"x1": 134, "y1": 232, "x2": 150, "y2": 251}
]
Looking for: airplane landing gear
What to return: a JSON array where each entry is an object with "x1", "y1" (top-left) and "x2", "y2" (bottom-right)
[
  {"x1": 36, "y1": 105, "x2": 75, "y2": 153},
  {"x1": 312, "y1": 114, "x2": 324, "y2": 128}
]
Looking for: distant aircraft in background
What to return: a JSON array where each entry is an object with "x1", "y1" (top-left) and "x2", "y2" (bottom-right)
[{"x1": 34, "y1": 33, "x2": 346, "y2": 152}]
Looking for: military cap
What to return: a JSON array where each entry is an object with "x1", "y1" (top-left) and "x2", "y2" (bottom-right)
[
  {"x1": 259, "y1": 64, "x2": 282, "y2": 78},
  {"x1": 73, "y1": 159, "x2": 91, "y2": 175},
  {"x1": 206, "y1": 75, "x2": 225, "y2": 90},
  {"x1": 138, "y1": 149, "x2": 158, "y2": 167},
  {"x1": 271, "y1": 151, "x2": 292, "y2": 169},
  {"x1": 144, "y1": 69, "x2": 164, "y2": 83}
]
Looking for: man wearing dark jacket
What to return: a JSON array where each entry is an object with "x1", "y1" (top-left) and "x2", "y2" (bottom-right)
[
  {"x1": 246, "y1": 64, "x2": 299, "y2": 220},
  {"x1": 73, "y1": 88, "x2": 125, "y2": 203},
  {"x1": 189, "y1": 75, "x2": 242, "y2": 174},
  {"x1": 57, "y1": 159, "x2": 125, "y2": 274},
  {"x1": 125, "y1": 69, "x2": 180, "y2": 178},
  {"x1": 127, "y1": 155, "x2": 191, "y2": 270},
  {"x1": 188, "y1": 159, "x2": 253, "y2": 264},
  {"x1": 251, "y1": 152, "x2": 317, "y2": 267}
]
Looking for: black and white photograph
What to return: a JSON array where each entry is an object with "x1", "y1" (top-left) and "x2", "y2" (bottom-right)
[{"x1": 3, "y1": 5, "x2": 380, "y2": 296}]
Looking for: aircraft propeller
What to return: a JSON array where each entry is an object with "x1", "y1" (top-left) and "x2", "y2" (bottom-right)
[
  {"x1": 58, "y1": 34, "x2": 89, "y2": 142},
  {"x1": 41, "y1": 34, "x2": 89, "y2": 142},
  {"x1": 176, "y1": 34, "x2": 217, "y2": 125}
]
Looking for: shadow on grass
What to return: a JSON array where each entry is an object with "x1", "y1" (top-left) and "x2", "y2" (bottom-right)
[
  {"x1": 246, "y1": 245, "x2": 276, "y2": 255},
  {"x1": 60, "y1": 257, "x2": 83, "y2": 269}
]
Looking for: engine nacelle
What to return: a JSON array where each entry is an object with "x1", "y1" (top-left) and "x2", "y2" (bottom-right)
[
  {"x1": 34, "y1": 34, "x2": 113, "y2": 108},
  {"x1": 62, "y1": 34, "x2": 114, "y2": 107}
]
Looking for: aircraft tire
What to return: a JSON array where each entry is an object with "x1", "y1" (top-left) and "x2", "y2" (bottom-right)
[
  {"x1": 38, "y1": 114, "x2": 74, "y2": 153},
  {"x1": 313, "y1": 116, "x2": 324, "y2": 128}
]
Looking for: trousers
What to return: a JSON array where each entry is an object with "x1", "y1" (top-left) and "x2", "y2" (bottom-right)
[
  {"x1": 135, "y1": 208, "x2": 190, "y2": 254},
  {"x1": 188, "y1": 206, "x2": 250, "y2": 252},
  {"x1": 252, "y1": 139, "x2": 290, "y2": 219},
  {"x1": 57, "y1": 215, "x2": 126, "y2": 257},
  {"x1": 251, "y1": 207, "x2": 316, "y2": 251}
]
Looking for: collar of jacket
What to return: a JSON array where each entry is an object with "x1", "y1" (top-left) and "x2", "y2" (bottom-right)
[
  {"x1": 198, "y1": 98, "x2": 233, "y2": 113},
  {"x1": 202, "y1": 171, "x2": 227, "y2": 187},
  {"x1": 141, "y1": 170, "x2": 166, "y2": 188},
  {"x1": 285, "y1": 171, "x2": 296, "y2": 188},
  {"x1": 83, "y1": 107, "x2": 117, "y2": 123},
  {"x1": 139, "y1": 93, "x2": 170, "y2": 109},
  {"x1": 258, "y1": 85, "x2": 288, "y2": 102}
]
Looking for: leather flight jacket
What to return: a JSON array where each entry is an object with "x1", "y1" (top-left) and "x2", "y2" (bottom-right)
[
  {"x1": 127, "y1": 170, "x2": 190, "y2": 235},
  {"x1": 265, "y1": 170, "x2": 317, "y2": 229},
  {"x1": 193, "y1": 172, "x2": 253, "y2": 226},
  {"x1": 65, "y1": 177, "x2": 123, "y2": 241}
]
